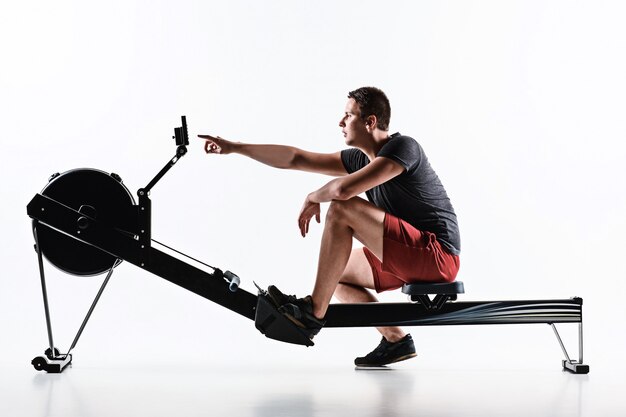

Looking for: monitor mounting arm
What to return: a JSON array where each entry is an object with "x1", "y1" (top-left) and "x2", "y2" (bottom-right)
[{"x1": 137, "y1": 115, "x2": 189, "y2": 264}]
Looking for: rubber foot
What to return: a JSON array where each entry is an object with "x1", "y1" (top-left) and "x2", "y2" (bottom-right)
[
  {"x1": 563, "y1": 360, "x2": 589, "y2": 374},
  {"x1": 32, "y1": 353, "x2": 72, "y2": 373}
]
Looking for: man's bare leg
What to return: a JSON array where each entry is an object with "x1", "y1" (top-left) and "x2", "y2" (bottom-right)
[
  {"x1": 309, "y1": 196, "x2": 406, "y2": 341},
  {"x1": 333, "y1": 248, "x2": 406, "y2": 342}
]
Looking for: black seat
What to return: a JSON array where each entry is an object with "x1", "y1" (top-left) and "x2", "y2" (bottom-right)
[
  {"x1": 401, "y1": 281, "x2": 464, "y2": 310},
  {"x1": 401, "y1": 281, "x2": 464, "y2": 296}
]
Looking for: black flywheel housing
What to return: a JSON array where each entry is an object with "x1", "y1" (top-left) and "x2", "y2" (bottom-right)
[{"x1": 35, "y1": 168, "x2": 136, "y2": 276}]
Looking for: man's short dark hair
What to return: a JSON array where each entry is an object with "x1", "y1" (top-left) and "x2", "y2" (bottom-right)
[{"x1": 348, "y1": 87, "x2": 391, "y2": 131}]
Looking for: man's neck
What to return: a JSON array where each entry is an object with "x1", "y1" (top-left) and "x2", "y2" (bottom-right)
[{"x1": 362, "y1": 130, "x2": 391, "y2": 161}]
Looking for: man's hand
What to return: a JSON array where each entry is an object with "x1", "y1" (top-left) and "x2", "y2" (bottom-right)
[
  {"x1": 198, "y1": 134, "x2": 236, "y2": 155},
  {"x1": 298, "y1": 194, "x2": 321, "y2": 237}
]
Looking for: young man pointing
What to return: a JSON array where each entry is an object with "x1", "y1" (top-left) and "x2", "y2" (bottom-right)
[{"x1": 199, "y1": 87, "x2": 460, "y2": 366}]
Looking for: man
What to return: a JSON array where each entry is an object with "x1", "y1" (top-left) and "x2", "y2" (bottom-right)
[{"x1": 199, "y1": 87, "x2": 460, "y2": 366}]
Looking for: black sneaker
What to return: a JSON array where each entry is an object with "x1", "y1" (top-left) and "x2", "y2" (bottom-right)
[
  {"x1": 354, "y1": 334, "x2": 417, "y2": 367},
  {"x1": 267, "y1": 285, "x2": 297, "y2": 308},
  {"x1": 278, "y1": 295, "x2": 326, "y2": 337}
]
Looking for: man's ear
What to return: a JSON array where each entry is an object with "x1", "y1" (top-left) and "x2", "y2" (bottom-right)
[{"x1": 365, "y1": 115, "x2": 377, "y2": 130}]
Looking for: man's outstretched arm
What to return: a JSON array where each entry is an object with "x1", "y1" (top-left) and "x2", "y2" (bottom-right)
[{"x1": 198, "y1": 134, "x2": 346, "y2": 177}]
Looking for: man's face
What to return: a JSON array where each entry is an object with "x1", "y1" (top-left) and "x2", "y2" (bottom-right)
[{"x1": 339, "y1": 98, "x2": 368, "y2": 146}]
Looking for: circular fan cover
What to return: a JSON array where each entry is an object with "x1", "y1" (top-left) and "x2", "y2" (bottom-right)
[{"x1": 35, "y1": 168, "x2": 136, "y2": 276}]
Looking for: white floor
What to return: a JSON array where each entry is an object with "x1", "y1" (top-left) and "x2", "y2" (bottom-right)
[{"x1": 1, "y1": 358, "x2": 623, "y2": 417}]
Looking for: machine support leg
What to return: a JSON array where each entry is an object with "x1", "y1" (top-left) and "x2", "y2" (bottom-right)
[
  {"x1": 67, "y1": 261, "x2": 118, "y2": 354},
  {"x1": 33, "y1": 224, "x2": 55, "y2": 355},
  {"x1": 31, "y1": 223, "x2": 72, "y2": 373},
  {"x1": 578, "y1": 322, "x2": 584, "y2": 365},
  {"x1": 550, "y1": 322, "x2": 589, "y2": 374},
  {"x1": 550, "y1": 323, "x2": 572, "y2": 362}
]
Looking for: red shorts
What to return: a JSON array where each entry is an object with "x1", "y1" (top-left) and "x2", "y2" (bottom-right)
[{"x1": 363, "y1": 213, "x2": 460, "y2": 293}]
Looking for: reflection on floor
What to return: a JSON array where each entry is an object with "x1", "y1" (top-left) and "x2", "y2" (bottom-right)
[{"x1": 2, "y1": 360, "x2": 621, "y2": 417}]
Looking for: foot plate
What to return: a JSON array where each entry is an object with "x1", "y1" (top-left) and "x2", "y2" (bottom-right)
[{"x1": 254, "y1": 291, "x2": 315, "y2": 347}]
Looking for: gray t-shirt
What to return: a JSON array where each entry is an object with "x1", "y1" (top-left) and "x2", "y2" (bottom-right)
[{"x1": 341, "y1": 133, "x2": 461, "y2": 255}]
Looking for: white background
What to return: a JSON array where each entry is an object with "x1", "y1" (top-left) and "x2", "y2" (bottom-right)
[{"x1": 1, "y1": 0, "x2": 625, "y2": 415}]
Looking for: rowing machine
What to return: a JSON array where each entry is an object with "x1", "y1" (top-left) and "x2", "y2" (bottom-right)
[{"x1": 27, "y1": 116, "x2": 589, "y2": 374}]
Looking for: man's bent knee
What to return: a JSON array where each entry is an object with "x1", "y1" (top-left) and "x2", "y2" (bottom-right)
[
  {"x1": 325, "y1": 199, "x2": 352, "y2": 224},
  {"x1": 326, "y1": 197, "x2": 370, "y2": 224}
]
